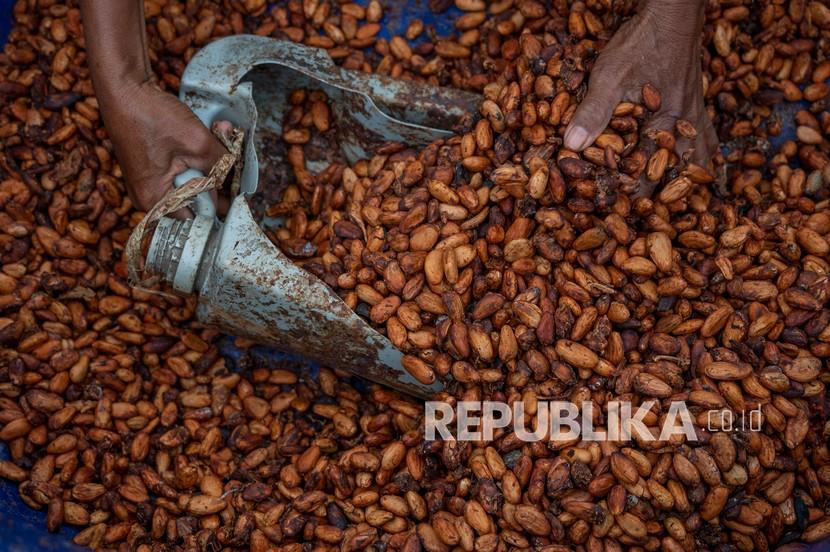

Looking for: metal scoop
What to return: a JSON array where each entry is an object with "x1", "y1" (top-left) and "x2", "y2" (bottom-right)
[{"x1": 145, "y1": 35, "x2": 479, "y2": 398}]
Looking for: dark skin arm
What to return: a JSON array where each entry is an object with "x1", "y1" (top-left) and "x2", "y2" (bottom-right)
[
  {"x1": 79, "y1": 0, "x2": 227, "y2": 212},
  {"x1": 563, "y1": 0, "x2": 717, "y2": 187}
]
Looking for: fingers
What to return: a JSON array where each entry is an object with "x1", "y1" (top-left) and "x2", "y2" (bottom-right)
[
  {"x1": 216, "y1": 193, "x2": 230, "y2": 216},
  {"x1": 212, "y1": 120, "x2": 233, "y2": 140},
  {"x1": 640, "y1": 113, "x2": 677, "y2": 156},
  {"x1": 118, "y1": 87, "x2": 233, "y2": 215},
  {"x1": 131, "y1": 187, "x2": 192, "y2": 219},
  {"x1": 693, "y1": 118, "x2": 719, "y2": 167},
  {"x1": 676, "y1": 133, "x2": 714, "y2": 167},
  {"x1": 671, "y1": 111, "x2": 718, "y2": 168},
  {"x1": 635, "y1": 114, "x2": 677, "y2": 199},
  {"x1": 170, "y1": 207, "x2": 194, "y2": 220},
  {"x1": 129, "y1": 177, "x2": 172, "y2": 213},
  {"x1": 563, "y1": 65, "x2": 624, "y2": 151},
  {"x1": 175, "y1": 121, "x2": 233, "y2": 217},
  {"x1": 186, "y1": 127, "x2": 229, "y2": 174}
]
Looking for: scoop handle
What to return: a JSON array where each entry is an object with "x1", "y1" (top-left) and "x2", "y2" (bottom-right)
[{"x1": 173, "y1": 168, "x2": 215, "y2": 218}]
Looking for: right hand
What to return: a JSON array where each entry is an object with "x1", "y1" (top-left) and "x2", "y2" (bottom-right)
[
  {"x1": 102, "y1": 80, "x2": 228, "y2": 212},
  {"x1": 562, "y1": 0, "x2": 717, "y2": 195}
]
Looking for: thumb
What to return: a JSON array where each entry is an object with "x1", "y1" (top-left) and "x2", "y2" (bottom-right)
[{"x1": 563, "y1": 70, "x2": 623, "y2": 151}]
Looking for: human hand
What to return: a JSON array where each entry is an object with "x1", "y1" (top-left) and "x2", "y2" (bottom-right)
[
  {"x1": 78, "y1": 0, "x2": 229, "y2": 214},
  {"x1": 101, "y1": 81, "x2": 228, "y2": 213},
  {"x1": 563, "y1": 0, "x2": 717, "y2": 192}
]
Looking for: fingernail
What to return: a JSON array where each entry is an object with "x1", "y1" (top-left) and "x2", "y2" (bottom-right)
[{"x1": 564, "y1": 125, "x2": 590, "y2": 151}]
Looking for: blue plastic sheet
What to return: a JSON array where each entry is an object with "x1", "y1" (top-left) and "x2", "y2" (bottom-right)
[
  {"x1": 0, "y1": 457, "x2": 83, "y2": 551},
  {"x1": 0, "y1": 0, "x2": 12, "y2": 44}
]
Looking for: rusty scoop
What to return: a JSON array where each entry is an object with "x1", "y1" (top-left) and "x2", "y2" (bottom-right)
[{"x1": 144, "y1": 35, "x2": 480, "y2": 398}]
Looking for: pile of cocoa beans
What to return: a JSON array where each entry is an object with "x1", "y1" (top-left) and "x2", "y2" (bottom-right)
[{"x1": 1, "y1": 0, "x2": 829, "y2": 551}]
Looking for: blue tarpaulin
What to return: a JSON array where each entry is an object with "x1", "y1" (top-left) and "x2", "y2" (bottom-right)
[{"x1": 0, "y1": 0, "x2": 12, "y2": 44}]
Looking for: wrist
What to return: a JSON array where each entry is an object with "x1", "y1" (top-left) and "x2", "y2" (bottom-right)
[
  {"x1": 96, "y1": 69, "x2": 153, "y2": 102},
  {"x1": 79, "y1": 0, "x2": 154, "y2": 108},
  {"x1": 95, "y1": 79, "x2": 158, "y2": 145}
]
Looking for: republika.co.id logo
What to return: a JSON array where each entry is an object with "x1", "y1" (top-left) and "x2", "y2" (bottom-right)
[{"x1": 424, "y1": 400, "x2": 763, "y2": 442}]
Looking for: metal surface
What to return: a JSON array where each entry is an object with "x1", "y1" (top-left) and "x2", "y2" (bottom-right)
[
  {"x1": 150, "y1": 195, "x2": 442, "y2": 398},
  {"x1": 143, "y1": 35, "x2": 478, "y2": 398},
  {"x1": 168, "y1": 18, "x2": 481, "y2": 215},
  {"x1": 174, "y1": 168, "x2": 215, "y2": 217},
  {"x1": 146, "y1": 215, "x2": 218, "y2": 294},
  {"x1": 145, "y1": 217, "x2": 191, "y2": 284},
  {"x1": 207, "y1": 197, "x2": 443, "y2": 397},
  {"x1": 169, "y1": 33, "x2": 480, "y2": 214},
  {"x1": 178, "y1": 35, "x2": 478, "y2": 187}
]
